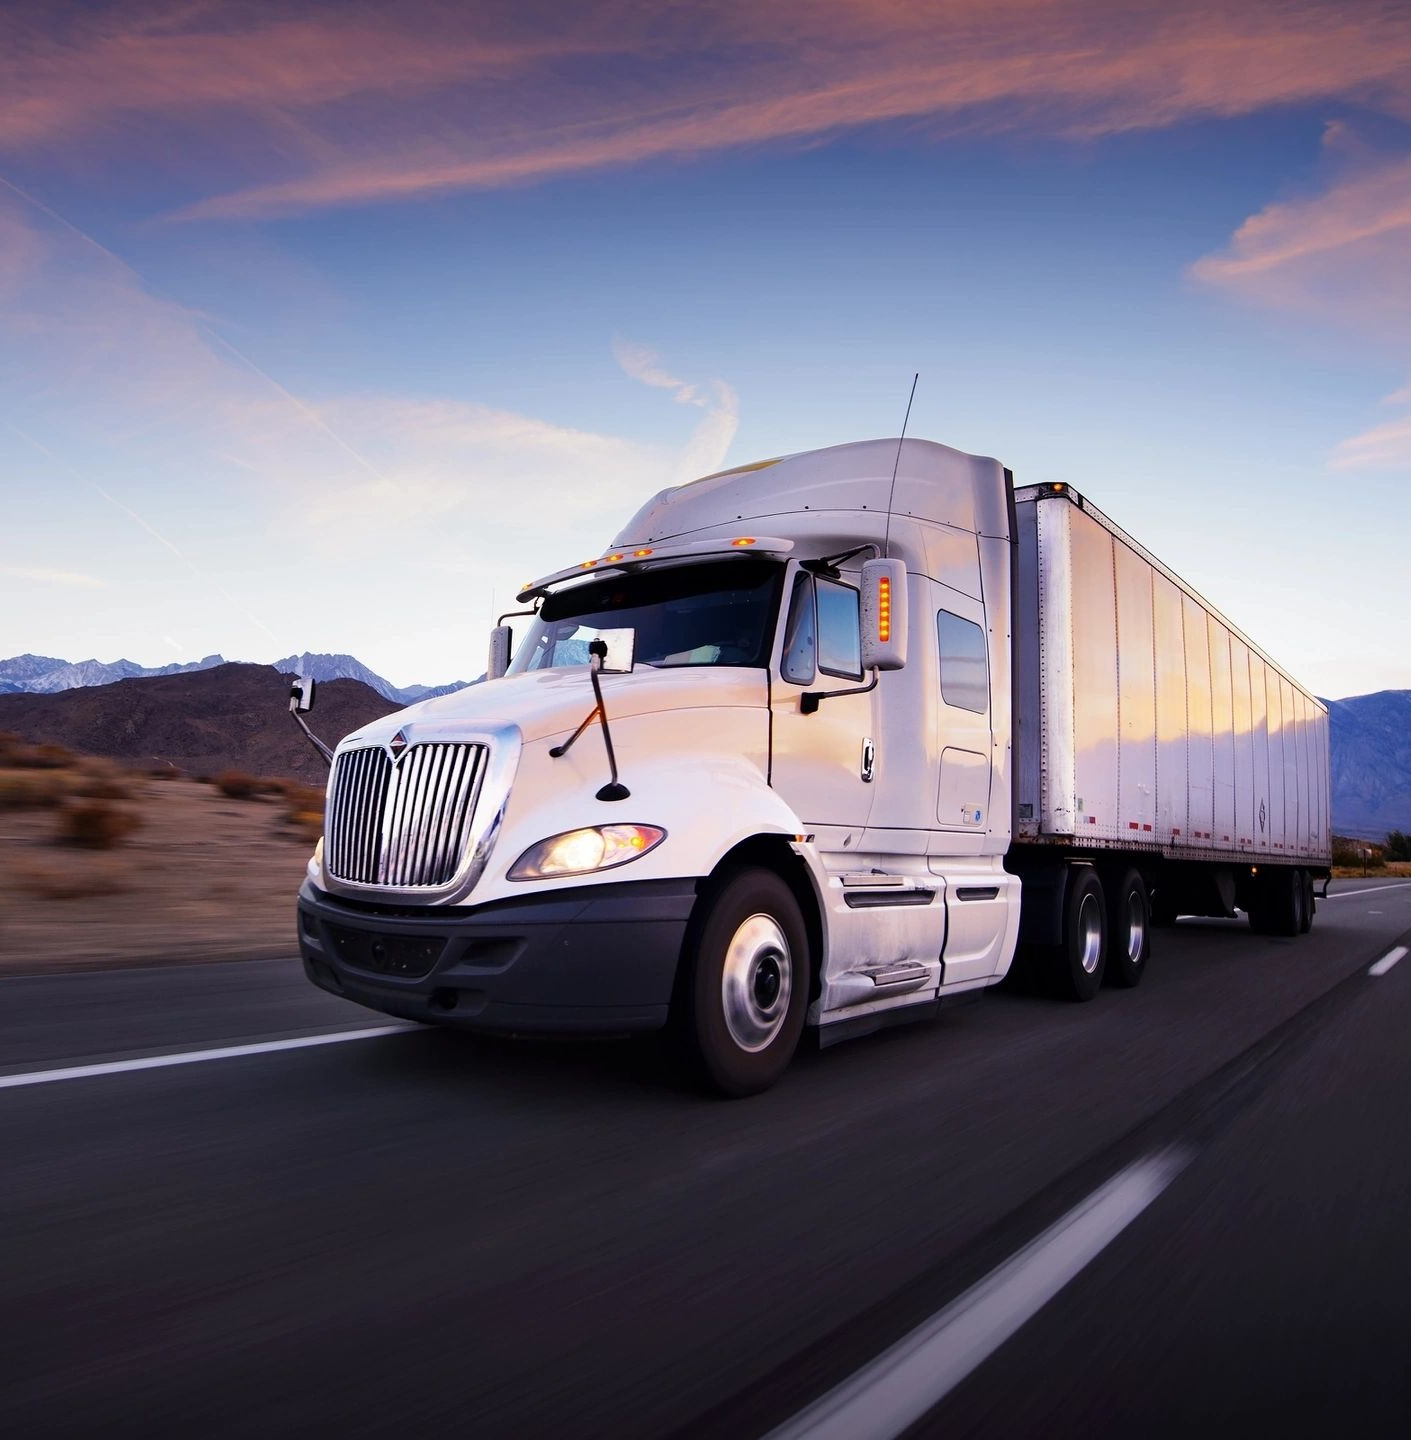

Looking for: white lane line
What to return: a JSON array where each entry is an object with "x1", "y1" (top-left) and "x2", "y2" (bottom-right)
[
  {"x1": 0, "y1": 1025, "x2": 412, "y2": 1091},
  {"x1": 766, "y1": 1147, "x2": 1192, "y2": 1440},
  {"x1": 1324, "y1": 882, "x2": 1411, "y2": 901},
  {"x1": 1370, "y1": 947, "x2": 1408, "y2": 978}
]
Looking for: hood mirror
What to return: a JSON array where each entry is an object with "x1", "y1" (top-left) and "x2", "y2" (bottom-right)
[{"x1": 594, "y1": 627, "x2": 636, "y2": 674}]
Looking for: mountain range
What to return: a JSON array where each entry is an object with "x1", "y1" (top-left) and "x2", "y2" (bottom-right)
[
  {"x1": 0, "y1": 651, "x2": 469, "y2": 707},
  {"x1": 0, "y1": 663, "x2": 397, "y2": 783}
]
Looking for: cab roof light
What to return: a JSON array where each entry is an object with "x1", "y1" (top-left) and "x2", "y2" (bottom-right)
[
  {"x1": 731, "y1": 537, "x2": 756, "y2": 547},
  {"x1": 633, "y1": 547, "x2": 653, "y2": 558}
]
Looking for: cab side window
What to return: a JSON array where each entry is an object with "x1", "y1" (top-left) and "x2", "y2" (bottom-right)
[
  {"x1": 780, "y1": 573, "x2": 816, "y2": 684},
  {"x1": 817, "y1": 578, "x2": 863, "y2": 680},
  {"x1": 937, "y1": 610, "x2": 988, "y2": 713}
]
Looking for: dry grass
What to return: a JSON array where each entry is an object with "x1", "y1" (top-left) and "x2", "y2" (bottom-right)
[
  {"x1": 1332, "y1": 859, "x2": 1411, "y2": 879},
  {"x1": 10, "y1": 853, "x2": 130, "y2": 900}
]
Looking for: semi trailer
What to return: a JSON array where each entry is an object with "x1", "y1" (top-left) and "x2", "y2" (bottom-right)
[{"x1": 294, "y1": 438, "x2": 1331, "y2": 1094}]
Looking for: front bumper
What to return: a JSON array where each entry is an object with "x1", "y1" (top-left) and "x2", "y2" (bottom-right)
[{"x1": 297, "y1": 876, "x2": 698, "y2": 1033}]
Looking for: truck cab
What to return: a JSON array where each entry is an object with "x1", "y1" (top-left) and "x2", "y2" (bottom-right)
[{"x1": 297, "y1": 438, "x2": 1021, "y2": 1093}]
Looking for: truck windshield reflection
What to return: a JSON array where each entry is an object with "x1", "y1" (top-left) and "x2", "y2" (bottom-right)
[{"x1": 509, "y1": 559, "x2": 783, "y2": 673}]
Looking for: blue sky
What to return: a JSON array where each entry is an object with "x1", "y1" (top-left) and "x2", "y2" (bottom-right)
[{"x1": 1, "y1": 1, "x2": 1408, "y2": 696}]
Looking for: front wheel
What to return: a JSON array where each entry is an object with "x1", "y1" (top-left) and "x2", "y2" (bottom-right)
[{"x1": 681, "y1": 868, "x2": 810, "y2": 1097}]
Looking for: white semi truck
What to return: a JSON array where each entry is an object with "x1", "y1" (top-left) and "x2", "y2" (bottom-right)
[{"x1": 295, "y1": 439, "x2": 1331, "y2": 1094}]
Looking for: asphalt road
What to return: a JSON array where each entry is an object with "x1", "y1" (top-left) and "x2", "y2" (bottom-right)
[{"x1": 2, "y1": 878, "x2": 1409, "y2": 1438}]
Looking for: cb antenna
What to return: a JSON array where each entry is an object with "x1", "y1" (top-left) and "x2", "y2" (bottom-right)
[{"x1": 882, "y1": 372, "x2": 918, "y2": 559}]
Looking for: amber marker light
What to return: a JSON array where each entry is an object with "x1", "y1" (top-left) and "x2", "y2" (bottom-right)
[
  {"x1": 877, "y1": 575, "x2": 892, "y2": 643},
  {"x1": 633, "y1": 548, "x2": 653, "y2": 558},
  {"x1": 605, "y1": 553, "x2": 624, "y2": 562},
  {"x1": 731, "y1": 537, "x2": 756, "y2": 547}
]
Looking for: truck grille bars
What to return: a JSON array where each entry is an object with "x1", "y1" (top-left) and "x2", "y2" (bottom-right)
[{"x1": 324, "y1": 742, "x2": 488, "y2": 889}]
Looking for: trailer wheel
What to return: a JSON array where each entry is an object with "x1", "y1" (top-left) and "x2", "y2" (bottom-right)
[
  {"x1": 681, "y1": 868, "x2": 809, "y2": 1097},
  {"x1": 1300, "y1": 871, "x2": 1315, "y2": 934},
  {"x1": 1290, "y1": 869, "x2": 1309, "y2": 936},
  {"x1": 1052, "y1": 867, "x2": 1107, "y2": 1001},
  {"x1": 1104, "y1": 869, "x2": 1150, "y2": 989},
  {"x1": 1253, "y1": 868, "x2": 1301, "y2": 937}
]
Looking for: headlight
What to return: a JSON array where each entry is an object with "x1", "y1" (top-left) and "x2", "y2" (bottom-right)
[{"x1": 508, "y1": 824, "x2": 666, "y2": 880}]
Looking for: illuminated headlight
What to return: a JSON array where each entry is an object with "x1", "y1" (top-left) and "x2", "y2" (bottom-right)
[{"x1": 508, "y1": 824, "x2": 666, "y2": 881}]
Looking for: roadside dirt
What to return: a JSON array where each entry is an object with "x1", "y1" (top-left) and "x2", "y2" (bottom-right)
[{"x1": 0, "y1": 778, "x2": 314, "y2": 974}]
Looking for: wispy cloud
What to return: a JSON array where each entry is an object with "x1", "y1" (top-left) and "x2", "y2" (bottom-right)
[
  {"x1": 1330, "y1": 384, "x2": 1411, "y2": 472},
  {"x1": 614, "y1": 339, "x2": 739, "y2": 483},
  {"x1": 0, "y1": 562, "x2": 105, "y2": 588},
  {"x1": 1192, "y1": 137, "x2": 1411, "y2": 472}
]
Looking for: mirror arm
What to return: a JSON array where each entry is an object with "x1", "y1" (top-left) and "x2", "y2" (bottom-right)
[
  {"x1": 548, "y1": 642, "x2": 630, "y2": 800},
  {"x1": 800, "y1": 667, "x2": 879, "y2": 716},
  {"x1": 290, "y1": 709, "x2": 334, "y2": 767},
  {"x1": 548, "y1": 702, "x2": 603, "y2": 760}
]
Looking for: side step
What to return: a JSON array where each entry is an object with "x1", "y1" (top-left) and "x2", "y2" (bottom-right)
[{"x1": 854, "y1": 960, "x2": 932, "y2": 993}]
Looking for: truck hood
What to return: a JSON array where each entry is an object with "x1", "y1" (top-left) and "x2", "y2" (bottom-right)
[{"x1": 338, "y1": 665, "x2": 769, "y2": 749}]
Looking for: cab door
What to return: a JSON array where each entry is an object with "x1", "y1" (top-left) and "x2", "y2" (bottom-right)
[{"x1": 768, "y1": 566, "x2": 876, "y2": 854}]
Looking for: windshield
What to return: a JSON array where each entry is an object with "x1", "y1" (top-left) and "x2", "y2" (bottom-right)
[{"x1": 509, "y1": 559, "x2": 784, "y2": 674}]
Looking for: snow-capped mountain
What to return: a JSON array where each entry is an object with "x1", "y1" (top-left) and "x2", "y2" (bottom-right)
[
  {"x1": 269, "y1": 653, "x2": 470, "y2": 705},
  {"x1": 25, "y1": 655, "x2": 228, "y2": 694},
  {"x1": 0, "y1": 651, "x2": 470, "y2": 706}
]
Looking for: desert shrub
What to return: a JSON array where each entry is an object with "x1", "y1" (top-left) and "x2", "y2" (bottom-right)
[
  {"x1": 280, "y1": 782, "x2": 325, "y2": 843},
  {"x1": 0, "y1": 769, "x2": 70, "y2": 809},
  {"x1": 10, "y1": 741, "x2": 75, "y2": 770},
  {"x1": 10, "y1": 854, "x2": 129, "y2": 899},
  {"x1": 1386, "y1": 830, "x2": 1411, "y2": 863},
  {"x1": 59, "y1": 799, "x2": 141, "y2": 849},
  {"x1": 215, "y1": 770, "x2": 261, "y2": 799},
  {"x1": 0, "y1": 732, "x2": 24, "y2": 762},
  {"x1": 146, "y1": 761, "x2": 182, "y2": 780},
  {"x1": 70, "y1": 761, "x2": 133, "y2": 801}
]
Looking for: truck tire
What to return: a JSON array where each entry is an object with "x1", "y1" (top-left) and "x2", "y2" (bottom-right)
[
  {"x1": 1254, "y1": 867, "x2": 1302, "y2": 937},
  {"x1": 1104, "y1": 869, "x2": 1150, "y2": 988},
  {"x1": 681, "y1": 868, "x2": 809, "y2": 1097},
  {"x1": 1052, "y1": 867, "x2": 1107, "y2": 1001},
  {"x1": 1300, "y1": 871, "x2": 1315, "y2": 934}
]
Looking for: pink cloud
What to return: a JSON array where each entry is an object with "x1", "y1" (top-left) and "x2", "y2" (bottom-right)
[{"x1": 4, "y1": 2, "x2": 1410, "y2": 218}]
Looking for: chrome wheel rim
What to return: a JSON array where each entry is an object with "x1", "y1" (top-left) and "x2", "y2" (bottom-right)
[
  {"x1": 1124, "y1": 889, "x2": 1146, "y2": 965},
  {"x1": 721, "y1": 913, "x2": 792, "y2": 1052},
  {"x1": 1078, "y1": 892, "x2": 1103, "y2": 974}
]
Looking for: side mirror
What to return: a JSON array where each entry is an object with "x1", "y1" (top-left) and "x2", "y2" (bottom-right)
[
  {"x1": 860, "y1": 558, "x2": 908, "y2": 671},
  {"x1": 593, "y1": 628, "x2": 636, "y2": 674},
  {"x1": 487, "y1": 625, "x2": 512, "y2": 681},
  {"x1": 289, "y1": 675, "x2": 316, "y2": 713}
]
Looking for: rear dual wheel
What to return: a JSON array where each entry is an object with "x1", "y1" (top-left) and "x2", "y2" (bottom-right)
[
  {"x1": 1104, "y1": 869, "x2": 1151, "y2": 989},
  {"x1": 1052, "y1": 867, "x2": 1107, "y2": 1001}
]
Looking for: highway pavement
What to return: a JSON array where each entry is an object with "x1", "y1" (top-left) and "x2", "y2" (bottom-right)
[{"x1": 2, "y1": 878, "x2": 1409, "y2": 1437}]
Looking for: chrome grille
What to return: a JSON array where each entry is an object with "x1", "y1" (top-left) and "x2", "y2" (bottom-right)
[{"x1": 325, "y1": 742, "x2": 487, "y2": 889}]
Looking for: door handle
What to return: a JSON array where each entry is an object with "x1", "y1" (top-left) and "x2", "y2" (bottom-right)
[{"x1": 861, "y1": 737, "x2": 875, "y2": 783}]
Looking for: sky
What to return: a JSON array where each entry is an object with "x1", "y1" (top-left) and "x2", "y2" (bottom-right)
[{"x1": 0, "y1": 0, "x2": 1409, "y2": 698}]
